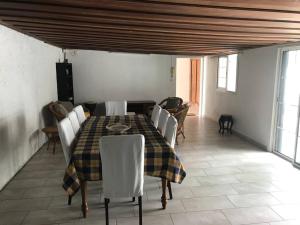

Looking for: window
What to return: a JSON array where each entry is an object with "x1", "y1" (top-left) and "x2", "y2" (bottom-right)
[{"x1": 217, "y1": 54, "x2": 238, "y2": 92}]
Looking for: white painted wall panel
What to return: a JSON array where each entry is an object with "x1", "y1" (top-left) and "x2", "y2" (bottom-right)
[
  {"x1": 204, "y1": 45, "x2": 279, "y2": 150},
  {"x1": 66, "y1": 50, "x2": 176, "y2": 104},
  {"x1": 0, "y1": 25, "x2": 62, "y2": 189}
]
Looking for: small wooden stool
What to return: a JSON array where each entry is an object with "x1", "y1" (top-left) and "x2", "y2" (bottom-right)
[
  {"x1": 42, "y1": 126, "x2": 59, "y2": 154},
  {"x1": 218, "y1": 115, "x2": 233, "y2": 135}
]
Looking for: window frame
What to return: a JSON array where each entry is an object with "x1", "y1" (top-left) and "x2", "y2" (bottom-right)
[{"x1": 217, "y1": 54, "x2": 238, "y2": 93}]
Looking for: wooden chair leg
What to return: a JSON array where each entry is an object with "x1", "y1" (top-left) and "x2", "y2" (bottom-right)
[
  {"x1": 138, "y1": 196, "x2": 142, "y2": 225},
  {"x1": 105, "y1": 198, "x2": 109, "y2": 225},
  {"x1": 68, "y1": 195, "x2": 72, "y2": 205},
  {"x1": 132, "y1": 197, "x2": 135, "y2": 202},
  {"x1": 167, "y1": 181, "x2": 173, "y2": 200}
]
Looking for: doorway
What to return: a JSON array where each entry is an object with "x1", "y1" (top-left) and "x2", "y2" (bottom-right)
[
  {"x1": 176, "y1": 58, "x2": 202, "y2": 116},
  {"x1": 274, "y1": 49, "x2": 300, "y2": 167}
]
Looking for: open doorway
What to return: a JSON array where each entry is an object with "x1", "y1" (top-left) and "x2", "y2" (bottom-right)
[{"x1": 176, "y1": 58, "x2": 202, "y2": 116}]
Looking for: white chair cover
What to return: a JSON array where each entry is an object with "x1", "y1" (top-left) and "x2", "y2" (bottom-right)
[
  {"x1": 157, "y1": 109, "x2": 170, "y2": 136},
  {"x1": 164, "y1": 116, "x2": 178, "y2": 148},
  {"x1": 57, "y1": 118, "x2": 75, "y2": 165},
  {"x1": 151, "y1": 105, "x2": 162, "y2": 128},
  {"x1": 100, "y1": 134, "x2": 145, "y2": 198},
  {"x1": 68, "y1": 111, "x2": 81, "y2": 135},
  {"x1": 73, "y1": 105, "x2": 86, "y2": 125},
  {"x1": 105, "y1": 101, "x2": 127, "y2": 116}
]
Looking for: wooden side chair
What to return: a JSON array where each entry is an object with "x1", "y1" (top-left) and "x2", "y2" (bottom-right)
[{"x1": 174, "y1": 104, "x2": 190, "y2": 144}]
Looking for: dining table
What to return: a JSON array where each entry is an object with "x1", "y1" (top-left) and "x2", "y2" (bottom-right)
[{"x1": 63, "y1": 114, "x2": 186, "y2": 218}]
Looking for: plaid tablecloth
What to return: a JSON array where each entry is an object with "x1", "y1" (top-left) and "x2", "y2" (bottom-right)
[{"x1": 63, "y1": 115, "x2": 186, "y2": 196}]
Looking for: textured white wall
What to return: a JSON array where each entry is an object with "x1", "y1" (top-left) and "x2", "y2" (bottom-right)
[
  {"x1": 204, "y1": 45, "x2": 279, "y2": 150},
  {"x1": 66, "y1": 50, "x2": 176, "y2": 104},
  {"x1": 176, "y1": 58, "x2": 191, "y2": 102},
  {"x1": 0, "y1": 25, "x2": 62, "y2": 189}
]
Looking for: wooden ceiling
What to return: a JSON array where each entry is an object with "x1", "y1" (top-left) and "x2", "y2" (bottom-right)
[{"x1": 1, "y1": 0, "x2": 300, "y2": 55}]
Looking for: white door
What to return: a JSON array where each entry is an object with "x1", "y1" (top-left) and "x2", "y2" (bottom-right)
[{"x1": 275, "y1": 50, "x2": 300, "y2": 161}]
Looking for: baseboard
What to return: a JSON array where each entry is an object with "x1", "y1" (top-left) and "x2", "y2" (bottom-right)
[
  {"x1": 203, "y1": 116, "x2": 268, "y2": 151},
  {"x1": 0, "y1": 142, "x2": 46, "y2": 191},
  {"x1": 232, "y1": 129, "x2": 268, "y2": 151}
]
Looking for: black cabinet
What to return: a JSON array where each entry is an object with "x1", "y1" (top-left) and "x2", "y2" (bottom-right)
[{"x1": 56, "y1": 63, "x2": 74, "y2": 104}]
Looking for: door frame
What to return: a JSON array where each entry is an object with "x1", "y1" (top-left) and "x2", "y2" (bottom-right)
[{"x1": 272, "y1": 46, "x2": 300, "y2": 166}]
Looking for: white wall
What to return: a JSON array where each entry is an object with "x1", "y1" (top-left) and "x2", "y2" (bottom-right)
[
  {"x1": 204, "y1": 45, "x2": 280, "y2": 150},
  {"x1": 0, "y1": 25, "x2": 62, "y2": 189},
  {"x1": 176, "y1": 58, "x2": 191, "y2": 102},
  {"x1": 66, "y1": 50, "x2": 175, "y2": 104}
]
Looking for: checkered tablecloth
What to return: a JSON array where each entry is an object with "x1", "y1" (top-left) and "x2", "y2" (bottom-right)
[{"x1": 63, "y1": 115, "x2": 186, "y2": 196}]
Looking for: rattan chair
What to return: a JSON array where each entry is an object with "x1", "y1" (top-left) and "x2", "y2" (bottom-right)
[
  {"x1": 159, "y1": 97, "x2": 183, "y2": 114},
  {"x1": 174, "y1": 103, "x2": 190, "y2": 144}
]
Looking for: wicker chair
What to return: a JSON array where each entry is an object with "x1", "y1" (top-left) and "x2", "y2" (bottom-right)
[
  {"x1": 158, "y1": 97, "x2": 183, "y2": 114},
  {"x1": 174, "y1": 103, "x2": 190, "y2": 144}
]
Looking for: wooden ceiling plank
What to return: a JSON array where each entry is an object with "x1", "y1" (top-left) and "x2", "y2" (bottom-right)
[
  {"x1": 3, "y1": 1, "x2": 300, "y2": 22},
  {"x1": 2, "y1": 14, "x2": 300, "y2": 36}
]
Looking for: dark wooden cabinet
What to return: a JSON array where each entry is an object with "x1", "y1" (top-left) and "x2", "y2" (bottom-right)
[
  {"x1": 56, "y1": 63, "x2": 74, "y2": 104},
  {"x1": 127, "y1": 101, "x2": 156, "y2": 114}
]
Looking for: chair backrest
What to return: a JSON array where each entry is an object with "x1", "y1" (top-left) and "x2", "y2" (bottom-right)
[
  {"x1": 68, "y1": 111, "x2": 81, "y2": 135},
  {"x1": 174, "y1": 104, "x2": 190, "y2": 129},
  {"x1": 100, "y1": 134, "x2": 145, "y2": 198},
  {"x1": 151, "y1": 105, "x2": 162, "y2": 128},
  {"x1": 105, "y1": 101, "x2": 127, "y2": 116},
  {"x1": 48, "y1": 101, "x2": 68, "y2": 121},
  {"x1": 57, "y1": 118, "x2": 75, "y2": 165},
  {"x1": 73, "y1": 105, "x2": 86, "y2": 125},
  {"x1": 159, "y1": 97, "x2": 183, "y2": 110},
  {"x1": 157, "y1": 109, "x2": 170, "y2": 136},
  {"x1": 164, "y1": 116, "x2": 178, "y2": 148}
]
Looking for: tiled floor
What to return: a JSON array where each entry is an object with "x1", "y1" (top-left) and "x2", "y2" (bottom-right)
[{"x1": 1, "y1": 117, "x2": 300, "y2": 225}]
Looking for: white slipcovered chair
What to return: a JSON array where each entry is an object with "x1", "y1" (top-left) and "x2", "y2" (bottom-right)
[
  {"x1": 151, "y1": 105, "x2": 162, "y2": 128},
  {"x1": 163, "y1": 116, "x2": 178, "y2": 200},
  {"x1": 157, "y1": 109, "x2": 170, "y2": 136},
  {"x1": 68, "y1": 111, "x2": 81, "y2": 135},
  {"x1": 57, "y1": 117, "x2": 75, "y2": 205},
  {"x1": 100, "y1": 134, "x2": 145, "y2": 225},
  {"x1": 164, "y1": 116, "x2": 178, "y2": 149},
  {"x1": 73, "y1": 105, "x2": 86, "y2": 125},
  {"x1": 105, "y1": 101, "x2": 127, "y2": 116}
]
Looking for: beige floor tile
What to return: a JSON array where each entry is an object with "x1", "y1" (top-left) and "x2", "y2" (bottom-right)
[
  {"x1": 171, "y1": 211, "x2": 231, "y2": 225},
  {"x1": 0, "y1": 197, "x2": 52, "y2": 212},
  {"x1": 204, "y1": 166, "x2": 242, "y2": 176},
  {"x1": 182, "y1": 196, "x2": 234, "y2": 211},
  {"x1": 117, "y1": 214, "x2": 173, "y2": 225},
  {"x1": 271, "y1": 191, "x2": 300, "y2": 204},
  {"x1": 271, "y1": 204, "x2": 300, "y2": 220},
  {"x1": 228, "y1": 193, "x2": 280, "y2": 207},
  {"x1": 222, "y1": 206, "x2": 282, "y2": 225},
  {"x1": 134, "y1": 199, "x2": 185, "y2": 216},
  {"x1": 196, "y1": 175, "x2": 240, "y2": 185},
  {"x1": 270, "y1": 220, "x2": 300, "y2": 225},
  {"x1": 232, "y1": 182, "x2": 279, "y2": 194},
  {"x1": 0, "y1": 211, "x2": 28, "y2": 225},
  {"x1": 191, "y1": 184, "x2": 238, "y2": 197}
]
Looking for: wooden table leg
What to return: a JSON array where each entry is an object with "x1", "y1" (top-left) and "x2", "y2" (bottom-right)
[
  {"x1": 161, "y1": 178, "x2": 167, "y2": 209},
  {"x1": 80, "y1": 180, "x2": 88, "y2": 218}
]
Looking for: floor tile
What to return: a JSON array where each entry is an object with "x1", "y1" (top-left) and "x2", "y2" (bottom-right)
[
  {"x1": 171, "y1": 211, "x2": 231, "y2": 225},
  {"x1": 182, "y1": 196, "x2": 234, "y2": 211},
  {"x1": 227, "y1": 193, "x2": 280, "y2": 207},
  {"x1": 222, "y1": 206, "x2": 282, "y2": 225}
]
